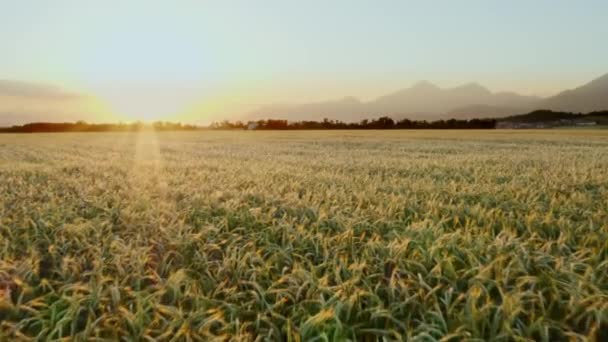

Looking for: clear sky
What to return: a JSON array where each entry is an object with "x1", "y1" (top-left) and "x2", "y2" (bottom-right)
[{"x1": 1, "y1": 0, "x2": 607, "y2": 123}]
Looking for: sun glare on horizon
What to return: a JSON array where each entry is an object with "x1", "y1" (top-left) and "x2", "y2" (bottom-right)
[{"x1": 57, "y1": 2, "x2": 220, "y2": 123}]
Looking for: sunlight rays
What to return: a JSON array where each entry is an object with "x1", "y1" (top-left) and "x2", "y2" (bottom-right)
[
  {"x1": 131, "y1": 129, "x2": 167, "y2": 206},
  {"x1": 128, "y1": 129, "x2": 179, "y2": 235}
]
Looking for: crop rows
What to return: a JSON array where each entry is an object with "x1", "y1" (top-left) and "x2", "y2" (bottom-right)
[{"x1": 0, "y1": 130, "x2": 607, "y2": 340}]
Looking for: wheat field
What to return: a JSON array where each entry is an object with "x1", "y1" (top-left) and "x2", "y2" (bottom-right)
[{"x1": 0, "y1": 130, "x2": 607, "y2": 341}]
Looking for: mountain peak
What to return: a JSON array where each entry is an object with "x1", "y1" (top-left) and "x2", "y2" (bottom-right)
[
  {"x1": 452, "y1": 82, "x2": 491, "y2": 94},
  {"x1": 411, "y1": 80, "x2": 439, "y2": 91},
  {"x1": 462, "y1": 82, "x2": 486, "y2": 90},
  {"x1": 340, "y1": 96, "x2": 360, "y2": 103}
]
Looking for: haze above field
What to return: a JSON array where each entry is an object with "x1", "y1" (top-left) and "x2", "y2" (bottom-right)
[{"x1": 1, "y1": 0, "x2": 607, "y2": 125}]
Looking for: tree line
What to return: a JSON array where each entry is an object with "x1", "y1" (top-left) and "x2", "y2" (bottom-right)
[
  {"x1": 210, "y1": 117, "x2": 497, "y2": 130},
  {"x1": 0, "y1": 121, "x2": 201, "y2": 133},
  {"x1": 3, "y1": 110, "x2": 606, "y2": 133},
  {"x1": 500, "y1": 110, "x2": 608, "y2": 123}
]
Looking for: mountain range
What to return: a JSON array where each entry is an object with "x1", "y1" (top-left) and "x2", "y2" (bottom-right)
[{"x1": 250, "y1": 73, "x2": 608, "y2": 122}]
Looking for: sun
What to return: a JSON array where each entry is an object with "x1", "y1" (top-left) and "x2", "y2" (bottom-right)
[{"x1": 71, "y1": 15, "x2": 213, "y2": 123}]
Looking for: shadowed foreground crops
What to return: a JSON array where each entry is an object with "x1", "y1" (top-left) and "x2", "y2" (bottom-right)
[{"x1": 1, "y1": 130, "x2": 607, "y2": 341}]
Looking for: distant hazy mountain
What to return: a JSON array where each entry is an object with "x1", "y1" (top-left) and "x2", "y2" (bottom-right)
[
  {"x1": 372, "y1": 82, "x2": 542, "y2": 120},
  {"x1": 542, "y1": 73, "x2": 608, "y2": 113},
  {"x1": 447, "y1": 105, "x2": 531, "y2": 119},
  {"x1": 251, "y1": 73, "x2": 608, "y2": 122},
  {"x1": 250, "y1": 81, "x2": 542, "y2": 122}
]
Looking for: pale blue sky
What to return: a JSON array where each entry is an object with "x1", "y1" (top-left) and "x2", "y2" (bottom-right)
[{"x1": 1, "y1": 0, "x2": 607, "y2": 121}]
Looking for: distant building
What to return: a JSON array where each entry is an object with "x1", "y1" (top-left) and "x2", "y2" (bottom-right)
[
  {"x1": 497, "y1": 119, "x2": 597, "y2": 129},
  {"x1": 247, "y1": 122, "x2": 258, "y2": 130},
  {"x1": 496, "y1": 122, "x2": 514, "y2": 129},
  {"x1": 496, "y1": 122, "x2": 540, "y2": 129}
]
